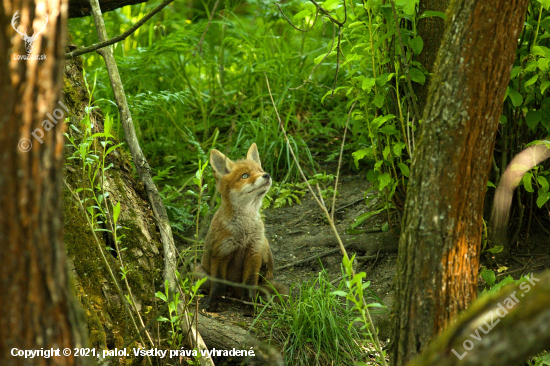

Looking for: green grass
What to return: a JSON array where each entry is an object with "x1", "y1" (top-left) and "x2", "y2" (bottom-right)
[{"x1": 258, "y1": 270, "x2": 366, "y2": 366}]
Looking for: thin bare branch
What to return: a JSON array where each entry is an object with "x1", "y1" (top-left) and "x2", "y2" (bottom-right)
[
  {"x1": 194, "y1": 0, "x2": 222, "y2": 56},
  {"x1": 275, "y1": 3, "x2": 319, "y2": 32},
  {"x1": 290, "y1": 22, "x2": 337, "y2": 91},
  {"x1": 65, "y1": 0, "x2": 175, "y2": 59},
  {"x1": 331, "y1": 100, "x2": 357, "y2": 221}
]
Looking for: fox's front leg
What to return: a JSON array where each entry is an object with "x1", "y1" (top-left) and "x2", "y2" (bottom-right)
[
  {"x1": 205, "y1": 258, "x2": 228, "y2": 312},
  {"x1": 241, "y1": 253, "x2": 262, "y2": 317}
]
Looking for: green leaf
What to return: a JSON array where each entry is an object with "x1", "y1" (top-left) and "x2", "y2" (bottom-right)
[
  {"x1": 538, "y1": 58, "x2": 550, "y2": 71},
  {"x1": 538, "y1": 0, "x2": 550, "y2": 11},
  {"x1": 293, "y1": 9, "x2": 311, "y2": 22},
  {"x1": 409, "y1": 36, "x2": 423, "y2": 55},
  {"x1": 541, "y1": 80, "x2": 550, "y2": 94},
  {"x1": 113, "y1": 201, "x2": 121, "y2": 224},
  {"x1": 537, "y1": 192, "x2": 550, "y2": 207},
  {"x1": 352, "y1": 149, "x2": 373, "y2": 168},
  {"x1": 323, "y1": 0, "x2": 340, "y2": 11},
  {"x1": 352, "y1": 207, "x2": 384, "y2": 228},
  {"x1": 373, "y1": 93, "x2": 385, "y2": 108},
  {"x1": 538, "y1": 176, "x2": 549, "y2": 192},
  {"x1": 331, "y1": 291, "x2": 348, "y2": 297},
  {"x1": 362, "y1": 77, "x2": 376, "y2": 93},
  {"x1": 155, "y1": 291, "x2": 167, "y2": 302},
  {"x1": 397, "y1": 163, "x2": 410, "y2": 177},
  {"x1": 510, "y1": 66, "x2": 522, "y2": 79},
  {"x1": 524, "y1": 74, "x2": 538, "y2": 87},
  {"x1": 378, "y1": 173, "x2": 392, "y2": 190},
  {"x1": 523, "y1": 172, "x2": 534, "y2": 192},
  {"x1": 487, "y1": 180, "x2": 496, "y2": 188},
  {"x1": 379, "y1": 124, "x2": 398, "y2": 135},
  {"x1": 531, "y1": 45, "x2": 550, "y2": 58},
  {"x1": 366, "y1": 169, "x2": 378, "y2": 183},
  {"x1": 393, "y1": 142, "x2": 406, "y2": 157},
  {"x1": 314, "y1": 50, "x2": 335, "y2": 65},
  {"x1": 487, "y1": 245, "x2": 503, "y2": 254},
  {"x1": 409, "y1": 68, "x2": 426, "y2": 85},
  {"x1": 396, "y1": 0, "x2": 418, "y2": 15},
  {"x1": 383, "y1": 145, "x2": 391, "y2": 160},
  {"x1": 376, "y1": 73, "x2": 394, "y2": 87},
  {"x1": 372, "y1": 114, "x2": 396, "y2": 127},
  {"x1": 507, "y1": 87, "x2": 523, "y2": 107},
  {"x1": 417, "y1": 10, "x2": 446, "y2": 20},
  {"x1": 480, "y1": 268, "x2": 496, "y2": 286},
  {"x1": 526, "y1": 110, "x2": 542, "y2": 130}
]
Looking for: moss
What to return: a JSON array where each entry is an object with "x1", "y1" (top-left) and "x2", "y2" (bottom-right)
[{"x1": 62, "y1": 56, "x2": 167, "y2": 366}]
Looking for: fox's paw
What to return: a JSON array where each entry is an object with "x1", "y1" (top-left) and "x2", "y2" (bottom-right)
[{"x1": 205, "y1": 299, "x2": 225, "y2": 313}]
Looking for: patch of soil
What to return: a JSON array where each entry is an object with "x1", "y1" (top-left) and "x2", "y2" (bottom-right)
[
  {"x1": 186, "y1": 171, "x2": 550, "y2": 357},
  {"x1": 189, "y1": 174, "x2": 400, "y2": 342}
]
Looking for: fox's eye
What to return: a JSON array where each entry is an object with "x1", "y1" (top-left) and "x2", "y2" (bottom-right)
[{"x1": 241, "y1": 173, "x2": 249, "y2": 179}]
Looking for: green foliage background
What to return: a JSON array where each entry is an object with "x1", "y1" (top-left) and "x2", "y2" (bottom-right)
[{"x1": 69, "y1": 0, "x2": 550, "y2": 238}]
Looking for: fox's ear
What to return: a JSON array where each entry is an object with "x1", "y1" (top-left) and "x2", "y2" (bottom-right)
[
  {"x1": 247, "y1": 143, "x2": 262, "y2": 168},
  {"x1": 210, "y1": 149, "x2": 234, "y2": 177}
]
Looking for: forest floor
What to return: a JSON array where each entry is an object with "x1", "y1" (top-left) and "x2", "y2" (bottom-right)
[{"x1": 183, "y1": 171, "x2": 550, "y2": 364}]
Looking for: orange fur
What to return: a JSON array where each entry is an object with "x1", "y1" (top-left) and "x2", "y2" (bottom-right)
[{"x1": 196, "y1": 144, "x2": 288, "y2": 316}]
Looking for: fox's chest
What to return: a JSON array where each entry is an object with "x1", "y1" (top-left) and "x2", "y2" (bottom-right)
[{"x1": 218, "y1": 219, "x2": 265, "y2": 253}]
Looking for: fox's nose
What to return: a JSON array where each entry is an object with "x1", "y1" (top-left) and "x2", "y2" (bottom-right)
[{"x1": 263, "y1": 173, "x2": 271, "y2": 180}]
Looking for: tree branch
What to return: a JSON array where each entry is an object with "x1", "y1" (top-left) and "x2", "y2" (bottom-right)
[{"x1": 66, "y1": 0, "x2": 174, "y2": 59}]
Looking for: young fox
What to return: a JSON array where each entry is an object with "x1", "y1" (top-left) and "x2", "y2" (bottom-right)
[{"x1": 195, "y1": 143, "x2": 287, "y2": 316}]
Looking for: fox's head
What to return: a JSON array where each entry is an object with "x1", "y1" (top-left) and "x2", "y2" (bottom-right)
[{"x1": 210, "y1": 143, "x2": 272, "y2": 212}]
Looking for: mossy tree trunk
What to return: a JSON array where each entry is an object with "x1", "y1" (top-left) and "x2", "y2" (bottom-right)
[
  {"x1": 62, "y1": 55, "x2": 165, "y2": 364},
  {"x1": 389, "y1": 0, "x2": 529, "y2": 365},
  {"x1": 0, "y1": 0, "x2": 90, "y2": 364}
]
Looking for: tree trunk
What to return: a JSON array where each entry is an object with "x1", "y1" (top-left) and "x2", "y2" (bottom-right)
[
  {"x1": 389, "y1": 0, "x2": 529, "y2": 365},
  {"x1": 0, "y1": 1, "x2": 90, "y2": 365},
  {"x1": 408, "y1": 271, "x2": 550, "y2": 366},
  {"x1": 414, "y1": 0, "x2": 450, "y2": 115}
]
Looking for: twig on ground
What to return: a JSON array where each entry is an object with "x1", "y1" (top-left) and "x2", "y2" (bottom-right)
[{"x1": 276, "y1": 243, "x2": 354, "y2": 271}]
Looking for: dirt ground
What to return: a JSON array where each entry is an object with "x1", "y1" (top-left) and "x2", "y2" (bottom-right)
[
  {"x1": 188, "y1": 174, "x2": 401, "y2": 343},
  {"x1": 187, "y1": 172, "x2": 550, "y2": 358}
]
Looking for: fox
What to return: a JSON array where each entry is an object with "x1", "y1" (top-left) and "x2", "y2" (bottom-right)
[{"x1": 195, "y1": 143, "x2": 288, "y2": 316}]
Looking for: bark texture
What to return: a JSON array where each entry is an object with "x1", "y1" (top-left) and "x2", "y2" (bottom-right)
[
  {"x1": 0, "y1": 0, "x2": 90, "y2": 365},
  {"x1": 414, "y1": 0, "x2": 450, "y2": 115},
  {"x1": 408, "y1": 271, "x2": 550, "y2": 366},
  {"x1": 389, "y1": 0, "x2": 529, "y2": 365},
  {"x1": 68, "y1": 0, "x2": 147, "y2": 18},
  {"x1": 62, "y1": 55, "x2": 164, "y2": 364}
]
